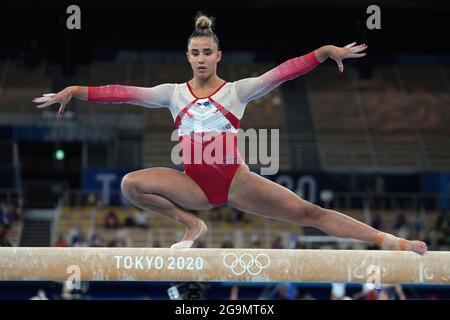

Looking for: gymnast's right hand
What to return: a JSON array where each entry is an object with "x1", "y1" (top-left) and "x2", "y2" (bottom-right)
[{"x1": 33, "y1": 86, "x2": 74, "y2": 115}]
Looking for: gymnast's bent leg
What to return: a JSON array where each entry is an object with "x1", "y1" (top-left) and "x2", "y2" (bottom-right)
[
  {"x1": 121, "y1": 167, "x2": 212, "y2": 248},
  {"x1": 227, "y1": 169, "x2": 427, "y2": 253}
]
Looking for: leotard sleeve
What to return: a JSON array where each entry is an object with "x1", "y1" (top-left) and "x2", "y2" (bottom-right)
[
  {"x1": 234, "y1": 51, "x2": 320, "y2": 104},
  {"x1": 88, "y1": 83, "x2": 175, "y2": 109}
]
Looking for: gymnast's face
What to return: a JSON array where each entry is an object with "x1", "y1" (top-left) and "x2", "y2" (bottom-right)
[{"x1": 187, "y1": 36, "x2": 222, "y2": 80}]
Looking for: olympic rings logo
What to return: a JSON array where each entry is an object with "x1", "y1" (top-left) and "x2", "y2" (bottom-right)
[{"x1": 222, "y1": 253, "x2": 270, "y2": 276}]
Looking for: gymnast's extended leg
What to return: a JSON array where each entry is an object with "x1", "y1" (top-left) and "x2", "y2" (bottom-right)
[{"x1": 227, "y1": 168, "x2": 427, "y2": 253}]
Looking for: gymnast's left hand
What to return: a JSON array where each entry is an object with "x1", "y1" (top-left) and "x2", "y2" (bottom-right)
[{"x1": 328, "y1": 42, "x2": 367, "y2": 73}]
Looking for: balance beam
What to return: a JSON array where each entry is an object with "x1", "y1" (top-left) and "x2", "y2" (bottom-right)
[{"x1": 0, "y1": 247, "x2": 449, "y2": 284}]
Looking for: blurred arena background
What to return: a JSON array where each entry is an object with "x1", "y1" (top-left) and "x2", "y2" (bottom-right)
[{"x1": 0, "y1": 0, "x2": 449, "y2": 300}]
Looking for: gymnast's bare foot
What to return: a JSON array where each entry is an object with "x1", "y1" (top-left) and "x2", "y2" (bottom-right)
[
  {"x1": 170, "y1": 219, "x2": 208, "y2": 248},
  {"x1": 183, "y1": 219, "x2": 208, "y2": 242},
  {"x1": 403, "y1": 240, "x2": 428, "y2": 254},
  {"x1": 376, "y1": 232, "x2": 427, "y2": 254}
]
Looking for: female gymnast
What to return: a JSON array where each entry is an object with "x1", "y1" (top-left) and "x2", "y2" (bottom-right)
[{"x1": 33, "y1": 13, "x2": 427, "y2": 253}]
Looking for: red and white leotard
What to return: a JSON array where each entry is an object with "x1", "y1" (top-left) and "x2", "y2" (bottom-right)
[{"x1": 88, "y1": 51, "x2": 321, "y2": 205}]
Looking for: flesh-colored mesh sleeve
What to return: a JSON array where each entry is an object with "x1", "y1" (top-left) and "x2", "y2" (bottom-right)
[
  {"x1": 234, "y1": 51, "x2": 320, "y2": 104},
  {"x1": 88, "y1": 83, "x2": 175, "y2": 109}
]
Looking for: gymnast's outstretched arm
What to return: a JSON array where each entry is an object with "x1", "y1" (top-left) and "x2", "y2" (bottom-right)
[
  {"x1": 33, "y1": 83, "x2": 175, "y2": 115},
  {"x1": 234, "y1": 42, "x2": 367, "y2": 104}
]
